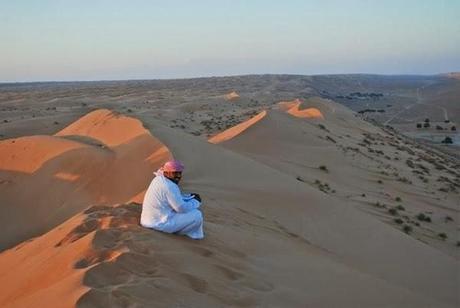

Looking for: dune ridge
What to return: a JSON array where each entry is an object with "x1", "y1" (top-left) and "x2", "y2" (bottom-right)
[
  {"x1": 208, "y1": 110, "x2": 267, "y2": 144},
  {"x1": 278, "y1": 98, "x2": 324, "y2": 119},
  {"x1": 0, "y1": 109, "x2": 171, "y2": 250}
]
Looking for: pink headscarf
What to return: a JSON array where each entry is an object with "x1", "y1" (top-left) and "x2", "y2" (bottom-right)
[
  {"x1": 163, "y1": 160, "x2": 185, "y2": 172},
  {"x1": 155, "y1": 160, "x2": 184, "y2": 176}
]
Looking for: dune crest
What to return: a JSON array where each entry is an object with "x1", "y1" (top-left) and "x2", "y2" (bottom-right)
[
  {"x1": 278, "y1": 99, "x2": 324, "y2": 119},
  {"x1": 0, "y1": 135, "x2": 87, "y2": 174},
  {"x1": 224, "y1": 91, "x2": 240, "y2": 101},
  {"x1": 0, "y1": 109, "x2": 171, "y2": 251},
  {"x1": 55, "y1": 109, "x2": 146, "y2": 147},
  {"x1": 208, "y1": 110, "x2": 267, "y2": 144}
]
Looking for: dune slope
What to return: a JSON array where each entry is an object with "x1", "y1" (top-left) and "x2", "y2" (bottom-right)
[{"x1": 0, "y1": 109, "x2": 171, "y2": 250}]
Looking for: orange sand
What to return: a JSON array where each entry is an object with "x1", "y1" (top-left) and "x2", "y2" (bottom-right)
[
  {"x1": 0, "y1": 109, "x2": 171, "y2": 250},
  {"x1": 208, "y1": 110, "x2": 266, "y2": 144},
  {"x1": 278, "y1": 99, "x2": 324, "y2": 119}
]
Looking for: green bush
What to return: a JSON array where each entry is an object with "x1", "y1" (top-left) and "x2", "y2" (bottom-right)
[
  {"x1": 416, "y1": 213, "x2": 431, "y2": 222},
  {"x1": 403, "y1": 225, "x2": 413, "y2": 234},
  {"x1": 438, "y1": 233, "x2": 447, "y2": 240},
  {"x1": 445, "y1": 216, "x2": 454, "y2": 222}
]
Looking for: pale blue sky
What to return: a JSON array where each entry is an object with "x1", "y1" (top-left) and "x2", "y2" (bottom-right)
[{"x1": 1, "y1": 0, "x2": 459, "y2": 82}]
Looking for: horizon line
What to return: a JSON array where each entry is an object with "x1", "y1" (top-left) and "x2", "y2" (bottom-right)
[{"x1": 1, "y1": 71, "x2": 458, "y2": 85}]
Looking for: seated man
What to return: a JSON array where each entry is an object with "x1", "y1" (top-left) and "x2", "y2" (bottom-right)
[{"x1": 140, "y1": 160, "x2": 204, "y2": 239}]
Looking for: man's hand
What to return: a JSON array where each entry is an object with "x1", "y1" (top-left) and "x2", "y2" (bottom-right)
[{"x1": 191, "y1": 193, "x2": 201, "y2": 202}]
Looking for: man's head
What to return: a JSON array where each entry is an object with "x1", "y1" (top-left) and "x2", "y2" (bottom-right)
[{"x1": 162, "y1": 160, "x2": 184, "y2": 184}]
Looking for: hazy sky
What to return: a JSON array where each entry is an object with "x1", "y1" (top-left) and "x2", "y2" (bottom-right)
[{"x1": 1, "y1": 0, "x2": 459, "y2": 82}]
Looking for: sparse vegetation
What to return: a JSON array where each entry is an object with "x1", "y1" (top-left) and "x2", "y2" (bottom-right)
[
  {"x1": 444, "y1": 215, "x2": 454, "y2": 223},
  {"x1": 438, "y1": 233, "x2": 447, "y2": 240},
  {"x1": 416, "y1": 213, "x2": 432, "y2": 222},
  {"x1": 314, "y1": 180, "x2": 333, "y2": 193},
  {"x1": 403, "y1": 225, "x2": 413, "y2": 234}
]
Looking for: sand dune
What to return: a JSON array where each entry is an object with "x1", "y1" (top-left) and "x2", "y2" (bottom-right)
[
  {"x1": 0, "y1": 109, "x2": 171, "y2": 250},
  {"x1": 278, "y1": 98, "x2": 324, "y2": 119},
  {"x1": 0, "y1": 101, "x2": 458, "y2": 307},
  {"x1": 208, "y1": 110, "x2": 266, "y2": 144}
]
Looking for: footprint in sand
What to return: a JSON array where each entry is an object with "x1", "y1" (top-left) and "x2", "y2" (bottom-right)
[
  {"x1": 214, "y1": 264, "x2": 244, "y2": 281},
  {"x1": 189, "y1": 246, "x2": 214, "y2": 257},
  {"x1": 121, "y1": 253, "x2": 159, "y2": 275},
  {"x1": 180, "y1": 273, "x2": 208, "y2": 294},
  {"x1": 55, "y1": 218, "x2": 101, "y2": 247},
  {"x1": 214, "y1": 264, "x2": 274, "y2": 292},
  {"x1": 86, "y1": 263, "x2": 132, "y2": 288},
  {"x1": 92, "y1": 229, "x2": 124, "y2": 249}
]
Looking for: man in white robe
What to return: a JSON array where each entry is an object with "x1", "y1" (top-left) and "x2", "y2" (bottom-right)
[{"x1": 140, "y1": 160, "x2": 204, "y2": 239}]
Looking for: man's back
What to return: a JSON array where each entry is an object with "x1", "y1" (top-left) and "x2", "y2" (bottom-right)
[{"x1": 140, "y1": 174, "x2": 174, "y2": 228}]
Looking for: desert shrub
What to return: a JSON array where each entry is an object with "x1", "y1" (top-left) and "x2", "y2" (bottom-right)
[
  {"x1": 416, "y1": 213, "x2": 431, "y2": 222},
  {"x1": 441, "y1": 136, "x2": 453, "y2": 144},
  {"x1": 394, "y1": 218, "x2": 404, "y2": 224},
  {"x1": 406, "y1": 159, "x2": 415, "y2": 168},
  {"x1": 388, "y1": 208, "x2": 398, "y2": 216},
  {"x1": 395, "y1": 205, "x2": 405, "y2": 211},
  {"x1": 416, "y1": 123, "x2": 422, "y2": 128},
  {"x1": 444, "y1": 215, "x2": 454, "y2": 222},
  {"x1": 403, "y1": 225, "x2": 413, "y2": 234},
  {"x1": 398, "y1": 177, "x2": 412, "y2": 184},
  {"x1": 438, "y1": 233, "x2": 447, "y2": 240},
  {"x1": 451, "y1": 126, "x2": 456, "y2": 131},
  {"x1": 296, "y1": 176, "x2": 305, "y2": 182},
  {"x1": 377, "y1": 180, "x2": 383, "y2": 184},
  {"x1": 319, "y1": 165, "x2": 328, "y2": 172},
  {"x1": 395, "y1": 196, "x2": 402, "y2": 202}
]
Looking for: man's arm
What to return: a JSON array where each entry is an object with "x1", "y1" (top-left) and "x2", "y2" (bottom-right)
[{"x1": 165, "y1": 183, "x2": 200, "y2": 213}]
